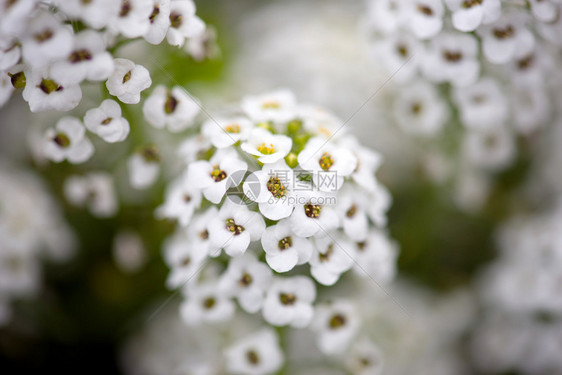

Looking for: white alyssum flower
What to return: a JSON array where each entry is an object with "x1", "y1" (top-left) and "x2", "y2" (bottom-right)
[
  {"x1": 311, "y1": 300, "x2": 360, "y2": 355},
  {"x1": 289, "y1": 189, "x2": 339, "y2": 238},
  {"x1": 156, "y1": 173, "x2": 202, "y2": 226},
  {"x1": 421, "y1": 32, "x2": 480, "y2": 87},
  {"x1": 22, "y1": 69, "x2": 82, "y2": 112},
  {"x1": 345, "y1": 337, "x2": 384, "y2": 375},
  {"x1": 241, "y1": 128, "x2": 292, "y2": 164},
  {"x1": 180, "y1": 281, "x2": 235, "y2": 325},
  {"x1": 52, "y1": 0, "x2": 120, "y2": 29},
  {"x1": 510, "y1": 87, "x2": 550, "y2": 135},
  {"x1": 262, "y1": 275, "x2": 316, "y2": 328},
  {"x1": 144, "y1": 0, "x2": 171, "y2": 45},
  {"x1": 21, "y1": 11, "x2": 73, "y2": 68},
  {"x1": 261, "y1": 219, "x2": 314, "y2": 273},
  {"x1": 351, "y1": 230, "x2": 398, "y2": 284},
  {"x1": 185, "y1": 207, "x2": 218, "y2": 257},
  {"x1": 529, "y1": 0, "x2": 559, "y2": 22},
  {"x1": 43, "y1": 117, "x2": 94, "y2": 164},
  {"x1": 393, "y1": 81, "x2": 449, "y2": 137},
  {"x1": 477, "y1": 12, "x2": 535, "y2": 65},
  {"x1": 0, "y1": 74, "x2": 13, "y2": 107},
  {"x1": 202, "y1": 117, "x2": 254, "y2": 149},
  {"x1": 109, "y1": 0, "x2": 153, "y2": 38},
  {"x1": 309, "y1": 234, "x2": 354, "y2": 286},
  {"x1": 453, "y1": 77, "x2": 508, "y2": 130},
  {"x1": 163, "y1": 231, "x2": 208, "y2": 289},
  {"x1": 127, "y1": 146, "x2": 160, "y2": 189},
  {"x1": 166, "y1": 0, "x2": 206, "y2": 47},
  {"x1": 404, "y1": 0, "x2": 444, "y2": 40},
  {"x1": 187, "y1": 149, "x2": 247, "y2": 204},
  {"x1": 143, "y1": 85, "x2": 200, "y2": 132},
  {"x1": 106, "y1": 58, "x2": 151, "y2": 104},
  {"x1": 218, "y1": 252, "x2": 272, "y2": 313},
  {"x1": 84, "y1": 99, "x2": 130, "y2": 143},
  {"x1": 0, "y1": 38, "x2": 20, "y2": 71},
  {"x1": 224, "y1": 329, "x2": 284, "y2": 375},
  {"x1": 0, "y1": 0, "x2": 37, "y2": 37},
  {"x1": 337, "y1": 136, "x2": 382, "y2": 193},
  {"x1": 241, "y1": 89, "x2": 298, "y2": 124},
  {"x1": 463, "y1": 126, "x2": 515, "y2": 171},
  {"x1": 112, "y1": 230, "x2": 146, "y2": 273},
  {"x1": 336, "y1": 185, "x2": 370, "y2": 242},
  {"x1": 49, "y1": 30, "x2": 114, "y2": 86},
  {"x1": 298, "y1": 137, "x2": 357, "y2": 192},
  {"x1": 445, "y1": 0, "x2": 501, "y2": 32},
  {"x1": 371, "y1": 32, "x2": 423, "y2": 84},
  {"x1": 64, "y1": 172, "x2": 118, "y2": 217},
  {"x1": 243, "y1": 159, "x2": 296, "y2": 220},
  {"x1": 366, "y1": 0, "x2": 407, "y2": 35},
  {"x1": 208, "y1": 201, "x2": 265, "y2": 257}
]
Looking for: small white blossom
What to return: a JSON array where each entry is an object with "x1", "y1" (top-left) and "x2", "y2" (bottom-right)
[
  {"x1": 241, "y1": 128, "x2": 292, "y2": 164},
  {"x1": 53, "y1": 0, "x2": 120, "y2": 29},
  {"x1": 261, "y1": 219, "x2": 314, "y2": 273},
  {"x1": 143, "y1": 85, "x2": 200, "y2": 132},
  {"x1": 208, "y1": 201, "x2": 265, "y2": 257},
  {"x1": 445, "y1": 0, "x2": 501, "y2": 32},
  {"x1": 529, "y1": 0, "x2": 559, "y2": 22},
  {"x1": 289, "y1": 189, "x2": 339, "y2": 238},
  {"x1": 453, "y1": 78, "x2": 508, "y2": 130},
  {"x1": 366, "y1": 0, "x2": 407, "y2": 35},
  {"x1": 337, "y1": 136, "x2": 382, "y2": 193},
  {"x1": 178, "y1": 134, "x2": 213, "y2": 164},
  {"x1": 202, "y1": 117, "x2": 254, "y2": 149},
  {"x1": 0, "y1": 74, "x2": 13, "y2": 107},
  {"x1": 224, "y1": 329, "x2": 284, "y2": 375},
  {"x1": 106, "y1": 58, "x2": 151, "y2": 104},
  {"x1": 405, "y1": 0, "x2": 444, "y2": 40},
  {"x1": 463, "y1": 126, "x2": 515, "y2": 170},
  {"x1": 351, "y1": 230, "x2": 398, "y2": 284},
  {"x1": 371, "y1": 32, "x2": 423, "y2": 84},
  {"x1": 112, "y1": 230, "x2": 146, "y2": 273},
  {"x1": 0, "y1": 0, "x2": 37, "y2": 37},
  {"x1": 241, "y1": 89, "x2": 298, "y2": 124},
  {"x1": 156, "y1": 172, "x2": 202, "y2": 226},
  {"x1": 166, "y1": 0, "x2": 206, "y2": 47},
  {"x1": 163, "y1": 231, "x2": 207, "y2": 289},
  {"x1": 262, "y1": 276, "x2": 316, "y2": 328},
  {"x1": 64, "y1": 172, "x2": 118, "y2": 217},
  {"x1": 187, "y1": 149, "x2": 247, "y2": 204},
  {"x1": 180, "y1": 281, "x2": 235, "y2": 325},
  {"x1": 309, "y1": 234, "x2": 354, "y2": 286},
  {"x1": 22, "y1": 69, "x2": 82, "y2": 112},
  {"x1": 144, "y1": 0, "x2": 171, "y2": 45},
  {"x1": 510, "y1": 87, "x2": 550, "y2": 135},
  {"x1": 345, "y1": 338, "x2": 384, "y2": 375},
  {"x1": 0, "y1": 38, "x2": 20, "y2": 71},
  {"x1": 43, "y1": 117, "x2": 94, "y2": 164},
  {"x1": 311, "y1": 300, "x2": 360, "y2": 355},
  {"x1": 109, "y1": 0, "x2": 153, "y2": 38},
  {"x1": 186, "y1": 207, "x2": 218, "y2": 258},
  {"x1": 127, "y1": 146, "x2": 160, "y2": 189},
  {"x1": 218, "y1": 252, "x2": 272, "y2": 313},
  {"x1": 84, "y1": 99, "x2": 130, "y2": 143},
  {"x1": 336, "y1": 186, "x2": 370, "y2": 242}
]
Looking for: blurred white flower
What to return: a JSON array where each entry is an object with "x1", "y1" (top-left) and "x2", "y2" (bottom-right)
[
  {"x1": 241, "y1": 89, "x2": 297, "y2": 124},
  {"x1": 156, "y1": 172, "x2": 202, "y2": 226},
  {"x1": 64, "y1": 172, "x2": 118, "y2": 217},
  {"x1": 43, "y1": 117, "x2": 94, "y2": 163},
  {"x1": 351, "y1": 230, "x2": 398, "y2": 284},
  {"x1": 143, "y1": 85, "x2": 200, "y2": 132},
  {"x1": 53, "y1": 0, "x2": 120, "y2": 29},
  {"x1": 163, "y1": 231, "x2": 208, "y2": 289},
  {"x1": 112, "y1": 230, "x2": 146, "y2": 273},
  {"x1": 180, "y1": 281, "x2": 235, "y2": 325},
  {"x1": 84, "y1": 99, "x2": 130, "y2": 143},
  {"x1": 144, "y1": 0, "x2": 171, "y2": 45},
  {"x1": 445, "y1": 0, "x2": 501, "y2": 32},
  {"x1": 106, "y1": 58, "x2": 151, "y2": 104},
  {"x1": 22, "y1": 69, "x2": 82, "y2": 112},
  {"x1": 202, "y1": 117, "x2": 254, "y2": 149},
  {"x1": 453, "y1": 77, "x2": 507, "y2": 130},
  {"x1": 240, "y1": 128, "x2": 292, "y2": 164},
  {"x1": 166, "y1": 0, "x2": 206, "y2": 47},
  {"x1": 224, "y1": 329, "x2": 284, "y2": 375},
  {"x1": 463, "y1": 126, "x2": 515, "y2": 170},
  {"x1": 311, "y1": 300, "x2": 360, "y2": 355},
  {"x1": 127, "y1": 146, "x2": 160, "y2": 189},
  {"x1": 262, "y1": 276, "x2": 316, "y2": 328},
  {"x1": 108, "y1": 0, "x2": 153, "y2": 38},
  {"x1": 404, "y1": 0, "x2": 444, "y2": 39},
  {"x1": 289, "y1": 189, "x2": 339, "y2": 238},
  {"x1": 309, "y1": 234, "x2": 354, "y2": 286}
]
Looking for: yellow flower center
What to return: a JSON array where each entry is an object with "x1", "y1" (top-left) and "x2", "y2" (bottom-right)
[
  {"x1": 319, "y1": 152, "x2": 334, "y2": 171},
  {"x1": 257, "y1": 143, "x2": 276, "y2": 155}
]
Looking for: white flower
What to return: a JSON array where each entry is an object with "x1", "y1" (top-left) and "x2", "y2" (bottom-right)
[
  {"x1": 127, "y1": 146, "x2": 160, "y2": 189},
  {"x1": 156, "y1": 172, "x2": 202, "y2": 226},
  {"x1": 43, "y1": 117, "x2": 94, "y2": 164},
  {"x1": 338, "y1": 136, "x2": 382, "y2": 193},
  {"x1": 289, "y1": 189, "x2": 339, "y2": 238},
  {"x1": 49, "y1": 30, "x2": 114, "y2": 86},
  {"x1": 178, "y1": 134, "x2": 213, "y2": 164},
  {"x1": 463, "y1": 126, "x2": 515, "y2": 170},
  {"x1": 241, "y1": 128, "x2": 292, "y2": 164},
  {"x1": 262, "y1": 275, "x2": 316, "y2": 328},
  {"x1": 345, "y1": 338, "x2": 384, "y2": 375},
  {"x1": 529, "y1": 0, "x2": 559, "y2": 22},
  {"x1": 371, "y1": 32, "x2": 423, "y2": 84},
  {"x1": 351, "y1": 230, "x2": 398, "y2": 284},
  {"x1": 109, "y1": 0, "x2": 153, "y2": 38},
  {"x1": 218, "y1": 252, "x2": 272, "y2": 313},
  {"x1": 393, "y1": 81, "x2": 449, "y2": 137},
  {"x1": 298, "y1": 105, "x2": 343, "y2": 139},
  {"x1": 261, "y1": 219, "x2": 314, "y2": 273},
  {"x1": 243, "y1": 159, "x2": 296, "y2": 220},
  {"x1": 180, "y1": 281, "x2": 235, "y2": 325},
  {"x1": 311, "y1": 300, "x2": 360, "y2": 355},
  {"x1": 22, "y1": 69, "x2": 82, "y2": 112},
  {"x1": 510, "y1": 87, "x2": 550, "y2": 135},
  {"x1": 166, "y1": 0, "x2": 206, "y2": 47},
  {"x1": 186, "y1": 149, "x2": 247, "y2": 204},
  {"x1": 208, "y1": 201, "x2": 265, "y2": 256},
  {"x1": 0, "y1": 249, "x2": 39, "y2": 296},
  {"x1": 336, "y1": 186, "x2": 370, "y2": 242},
  {"x1": 144, "y1": 0, "x2": 171, "y2": 44},
  {"x1": 537, "y1": 5, "x2": 562, "y2": 46},
  {"x1": 143, "y1": 85, "x2": 200, "y2": 132},
  {"x1": 421, "y1": 32, "x2": 480, "y2": 87},
  {"x1": 53, "y1": 0, "x2": 120, "y2": 29},
  {"x1": 241, "y1": 89, "x2": 297, "y2": 124},
  {"x1": 112, "y1": 230, "x2": 146, "y2": 273},
  {"x1": 367, "y1": 183, "x2": 392, "y2": 227},
  {"x1": 163, "y1": 231, "x2": 207, "y2": 288},
  {"x1": 224, "y1": 329, "x2": 284, "y2": 375},
  {"x1": 309, "y1": 234, "x2": 354, "y2": 286},
  {"x1": 366, "y1": 0, "x2": 407, "y2": 35},
  {"x1": 64, "y1": 172, "x2": 118, "y2": 218},
  {"x1": 445, "y1": 0, "x2": 501, "y2": 32},
  {"x1": 84, "y1": 99, "x2": 130, "y2": 143},
  {"x1": 298, "y1": 137, "x2": 357, "y2": 192},
  {"x1": 0, "y1": 0, "x2": 37, "y2": 37},
  {"x1": 106, "y1": 58, "x2": 151, "y2": 104},
  {"x1": 0, "y1": 38, "x2": 20, "y2": 71},
  {"x1": 477, "y1": 12, "x2": 535, "y2": 65},
  {"x1": 404, "y1": 0, "x2": 444, "y2": 39},
  {"x1": 186, "y1": 207, "x2": 218, "y2": 258},
  {"x1": 202, "y1": 117, "x2": 254, "y2": 149},
  {"x1": 21, "y1": 11, "x2": 73, "y2": 68},
  {"x1": 452, "y1": 78, "x2": 507, "y2": 130},
  {"x1": 0, "y1": 74, "x2": 13, "y2": 107}
]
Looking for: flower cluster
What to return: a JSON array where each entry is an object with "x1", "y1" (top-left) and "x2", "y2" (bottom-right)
[
  {"x1": 366, "y1": 0, "x2": 562, "y2": 210},
  {"x1": 156, "y1": 89, "x2": 398, "y2": 373},
  {"x1": 0, "y1": 0, "x2": 207, "y2": 166},
  {"x1": 472, "y1": 201, "x2": 562, "y2": 374},
  {"x1": 0, "y1": 162, "x2": 74, "y2": 326}
]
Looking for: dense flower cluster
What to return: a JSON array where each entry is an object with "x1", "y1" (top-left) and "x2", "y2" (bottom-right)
[
  {"x1": 0, "y1": 162, "x2": 74, "y2": 325},
  {"x1": 366, "y1": 0, "x2": 562, "y2": 210},
  {"x1": 0, "y1": 0, "x2": 206, "y2": 166},
  {"x1": 155, "y1": 89, "x2": 398, "y2": 373},
  {"x1": 472, "y1": 201, "x2": 562, "y2": 374}
]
